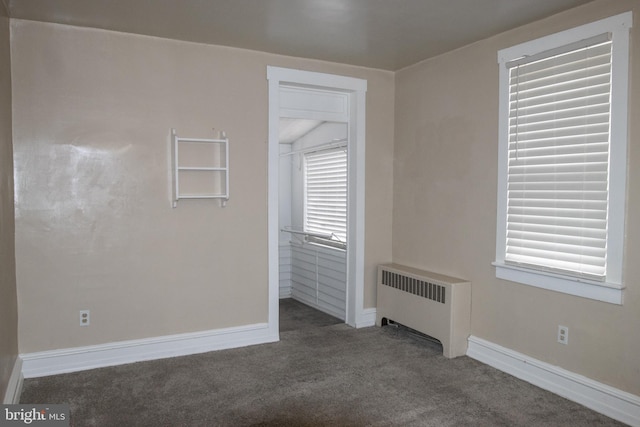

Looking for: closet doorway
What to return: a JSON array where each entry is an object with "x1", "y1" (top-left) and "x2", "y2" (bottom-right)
[
  {"x1": 279, "y1": 120, "x2": 349, "y2": 320},
  {"x1": 267, "y1": 67, "x2": 367, "y2": 334}
]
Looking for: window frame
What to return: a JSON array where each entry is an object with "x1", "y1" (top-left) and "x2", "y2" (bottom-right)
[{"x1": 494, "y1": 12, "x2": 632, "y2": 305}]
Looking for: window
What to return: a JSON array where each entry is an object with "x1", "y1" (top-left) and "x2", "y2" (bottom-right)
[
  {"x1": 304, "y1": 147, "x2": 347, "y2": 249},
  {"x1": 494, "y1": 12, "x2": 631, "y2": 304}
]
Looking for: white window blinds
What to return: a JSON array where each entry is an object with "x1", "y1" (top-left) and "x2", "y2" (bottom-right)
[
  {"x1": 304, "y1": 148, "x2": 347, "y2": 246},
  {"x1": 504, "y1": 34, "x2": 612, "y2": 280}
]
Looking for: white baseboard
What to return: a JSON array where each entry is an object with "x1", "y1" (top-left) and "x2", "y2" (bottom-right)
[
  {"x1": 357, "y1": 308, "x2": 377, "y2": 328},
  {"x1": 3, "y1": 357, "x2": 23, "y2": 404},
  {"x1": 467, "y1": 335, "x2": 640, "y2": 427},
  {"x1": 279, "y1": 288, "x2": 292, "y2": 299},
  {"x1": 21, "y1": 323, "x2": 278, "y2": 379}
]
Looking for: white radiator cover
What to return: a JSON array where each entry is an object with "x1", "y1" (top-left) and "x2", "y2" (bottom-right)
[{"x1": 376, "y1": 263, "x2": 471, "y2": 358}]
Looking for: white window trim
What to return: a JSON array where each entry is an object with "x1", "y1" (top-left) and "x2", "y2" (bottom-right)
[{"x1": 494, "y1": 12, "x2": 632, "y2": 305}]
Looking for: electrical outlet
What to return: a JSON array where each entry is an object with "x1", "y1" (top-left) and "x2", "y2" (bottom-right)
[
  {"x1": 557, "y1": 325, "x2": 568, "y2": 345},
  {"x1": 79, "y1": 310, "x2": 90, "y2": 327}
]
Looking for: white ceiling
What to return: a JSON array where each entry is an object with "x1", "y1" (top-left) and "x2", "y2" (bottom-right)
[{"x1": 6, "y1": 0, "x2": 595, "y2": 71}]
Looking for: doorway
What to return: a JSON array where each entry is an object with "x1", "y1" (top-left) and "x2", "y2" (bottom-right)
[
  {"x1": 267, "y1": 67, "x2": 367, "y2": 336},
  {"x1": 279, "y1": 120, "x2": 348, "y2": 320}
]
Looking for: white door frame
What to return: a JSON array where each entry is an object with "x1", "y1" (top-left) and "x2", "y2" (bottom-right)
[{"x1": 267, "y1": 66, "x2": 367, "y2": 337}]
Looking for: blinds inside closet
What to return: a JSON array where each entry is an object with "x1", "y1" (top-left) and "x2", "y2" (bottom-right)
[{"x1": 304, "y1": 147, "x2": 347, "y2": 246}]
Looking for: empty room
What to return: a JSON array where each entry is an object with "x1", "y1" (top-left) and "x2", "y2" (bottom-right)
[{"x1": 1, "y1": 0, "x2": 639, "y2": 425}]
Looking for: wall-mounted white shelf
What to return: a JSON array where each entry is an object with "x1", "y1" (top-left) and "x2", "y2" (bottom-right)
[{"x1": 172, "y1": 128, "x2": 229, "y2": 208}]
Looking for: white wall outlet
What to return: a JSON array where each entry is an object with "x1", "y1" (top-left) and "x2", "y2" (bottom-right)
[
  {"x1": 557, "y1": 325, "x2": 568, "y2": 345},
  {"x1": 79, "y1": 310, "x2": 90, "y2": 326}
]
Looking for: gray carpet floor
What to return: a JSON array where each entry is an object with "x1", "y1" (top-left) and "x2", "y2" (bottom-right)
[{"x1": 21, "y1": 298, "x2": 623, "y2": 426}]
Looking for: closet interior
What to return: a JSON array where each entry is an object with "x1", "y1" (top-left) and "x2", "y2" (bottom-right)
[{"x1": 278, "y1": 120, "x2": 348, "y2": 321}]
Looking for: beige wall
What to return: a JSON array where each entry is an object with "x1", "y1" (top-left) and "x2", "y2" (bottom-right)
[
  {"x1": 393, "y1": 0, "x2": 640, "y2": 395},
  {"x1": 0, "y1": 3, "x2": 18, "y2": 402},
  {"x1": 11, "y1": 20, "x2": 394, "y2": 353},
  {"x1": 17, "y1": 0, "x2": 637, "y2": 402}
]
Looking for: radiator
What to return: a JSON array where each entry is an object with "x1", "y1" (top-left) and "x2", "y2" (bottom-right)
[{"x1": 376, "y1": 263, "x2": 471, "y2": 358}]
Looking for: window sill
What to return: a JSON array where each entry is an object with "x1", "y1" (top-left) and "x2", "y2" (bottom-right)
[{"x1": 492, "y1": 262, "x2": 623, "y2": 305}]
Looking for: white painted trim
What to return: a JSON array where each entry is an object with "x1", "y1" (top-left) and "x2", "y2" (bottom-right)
[
  {"x1": 494, "y1": 12, "x2": 632, "y2": 304},
  {"x1": 267, "y1": 69, "x2": 282, "y2": 341},
  {"x1": 21, "y1": 323, "x2": 277, "y2": 378},
  {"x1": 3, "y1": 357, "x2": 23, "y2": 404},
  {"x1": 267, "y1": 67, "x2": 367, "y2": 92},
  {"x1": 494, "y1": 262, "x2": 623, "y2": 305},
  {"x1": 467, "y1": 335, "x2": 640, "y2": 426},
  {"x1": 267, "y1": 66, "x2": 368, "y2": 330},
  {"x1": 349, "y1": 84, "x2": 367, "y2": 329},
  {"x1": 356, "y1": 308, "x2": 377, "y2": 328}
]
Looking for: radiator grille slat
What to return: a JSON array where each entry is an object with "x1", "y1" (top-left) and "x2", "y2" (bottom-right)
[{"x1": 381, "y1": 270, "x2": 446, "y2": 304}]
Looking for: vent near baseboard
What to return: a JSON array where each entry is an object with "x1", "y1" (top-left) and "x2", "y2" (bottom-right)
[{"x1": 380, "y1": 269, "x2": 446, "y2": 304}]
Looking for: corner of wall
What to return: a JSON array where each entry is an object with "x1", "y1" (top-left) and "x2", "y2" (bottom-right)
[{"x1": 0, "y1": 8, "x2": 19, "y2": 406}]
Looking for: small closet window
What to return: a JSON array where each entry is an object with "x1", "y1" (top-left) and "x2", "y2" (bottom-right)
[{"x1": 304, "y1": 147, "x2": 347, "y2": 249}]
